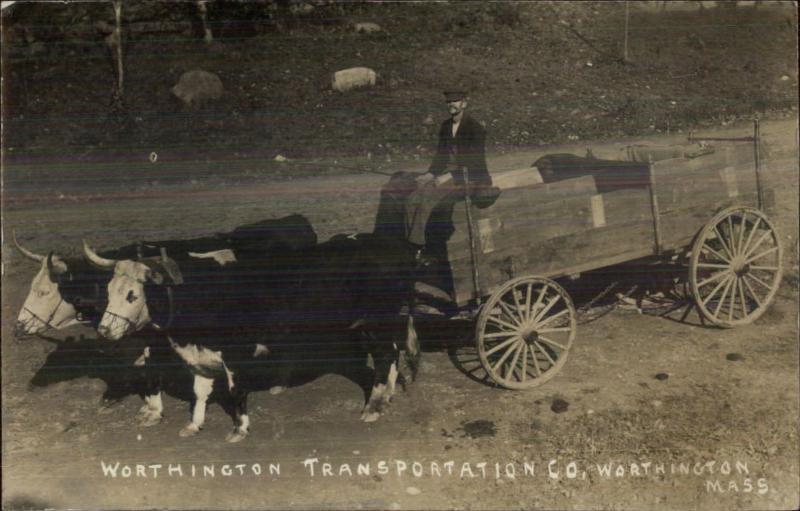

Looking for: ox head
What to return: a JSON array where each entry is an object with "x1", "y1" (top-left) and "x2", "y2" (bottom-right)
[
  {"x1": 13, "y1": 232, "x2": 83, "y2": 337},
  {"x1": 83, "y1": 240, "x2": 179, "y2": 341}
]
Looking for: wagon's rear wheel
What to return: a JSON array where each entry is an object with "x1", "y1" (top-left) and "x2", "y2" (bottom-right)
[
  {"x1": 689, "y1": 206, "x2": 783, "y2": 327},
  {"x1": 475, "y1": 276, "x2": 577, "y2": 389}
]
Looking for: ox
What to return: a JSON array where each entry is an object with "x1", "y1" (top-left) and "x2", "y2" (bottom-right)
[
  {"x1": 84, "y1": 231, "x2": 419, "y2": 443},
  {"x1": 13, "y1": 215, "x2": 317, "y2": 428}
]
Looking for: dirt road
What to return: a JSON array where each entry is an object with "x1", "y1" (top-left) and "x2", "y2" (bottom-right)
[{"x1": 2, "y1": 119, "x2": 798, "y2": 510}]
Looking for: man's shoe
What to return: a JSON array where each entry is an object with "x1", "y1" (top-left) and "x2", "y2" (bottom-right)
[{"x1": 472, "y1": 185, "x2": 501, "y2": 209}]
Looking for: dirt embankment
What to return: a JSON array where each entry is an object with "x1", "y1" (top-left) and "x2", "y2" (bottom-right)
[{"x1": 2, "y1": 2, "x2": 797, "y2": 184}]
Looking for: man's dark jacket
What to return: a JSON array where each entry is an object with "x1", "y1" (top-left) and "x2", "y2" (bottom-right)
[{"x1": 428, "y1": 114, "x2": 493, "y2": 188}]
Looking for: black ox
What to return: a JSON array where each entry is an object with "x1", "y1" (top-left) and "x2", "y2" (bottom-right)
[{"x1": 85, "y1": 225, "x2": 420, "y2": 443}]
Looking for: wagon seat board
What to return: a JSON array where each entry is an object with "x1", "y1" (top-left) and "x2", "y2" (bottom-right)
[{"x1": 446, "y1": 144, "x2": 762, "y2": 305}]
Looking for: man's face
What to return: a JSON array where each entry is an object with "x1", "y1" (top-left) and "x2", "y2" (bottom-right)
[{"x1": 447, "y1": 99, "x2": 467, "y2": 117}]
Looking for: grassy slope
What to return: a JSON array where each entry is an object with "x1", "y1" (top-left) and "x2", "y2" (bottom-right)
[{"x1": 1, "y1": 1, "x2": 797, "y2": 184}]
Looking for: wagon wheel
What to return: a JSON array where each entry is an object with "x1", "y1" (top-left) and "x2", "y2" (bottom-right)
[
  {"x1": 476, "y1": 276, "x2": 577, "y2": 389},
  {"x1": 689, "y1": 206, "x2": 783, "y2": 327}
]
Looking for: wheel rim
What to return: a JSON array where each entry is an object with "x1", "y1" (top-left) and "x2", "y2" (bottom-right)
[
  {"x1": 689, "y1": 207, "x2": 783, "y2": 327},
  {"x1": 475, "y1": 276, "x2": 577, "y2": 389}
]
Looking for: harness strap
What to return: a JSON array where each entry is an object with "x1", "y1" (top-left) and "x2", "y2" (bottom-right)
[
  {"x1": 23, "y1": 296, "x2": 73, "y2": 331},
  {"x1": 165, "y1": 286, "x2": 175, "y2": 330},
  {"x1": 150, "y1": 285, "x2": 176, "y2": 332}
]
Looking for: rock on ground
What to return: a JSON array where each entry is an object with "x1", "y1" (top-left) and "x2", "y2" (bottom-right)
[
  {"x1": 171, "y1": 69, "x2": 224, "y2": 107},
  {"x1": 353, "y1": 22, "x2": 382, "y2": 33},
  {"x1": 331, "y1": 67, "x2": 377, "y2": 93}
]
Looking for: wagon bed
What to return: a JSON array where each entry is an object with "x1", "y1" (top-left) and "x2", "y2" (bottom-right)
[
  {"x1": 410, "y1": 125, "x2": 785, "y2": 390},
  {"x1": 445, "y1": 140, "x2": 771, "y2": 305}
]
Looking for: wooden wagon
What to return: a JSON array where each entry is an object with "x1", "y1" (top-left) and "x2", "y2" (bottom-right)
[{"x1": 410, "y1": 121, "x2": 784, "y2": 390}]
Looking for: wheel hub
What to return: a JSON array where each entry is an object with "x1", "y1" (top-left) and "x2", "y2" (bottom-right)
[
  {"x1": 732, "y1": 257, "x2": 750, "y2": 276},
  {"x1": 522, "y1": 329, "x2": 539, "y2": 345}
]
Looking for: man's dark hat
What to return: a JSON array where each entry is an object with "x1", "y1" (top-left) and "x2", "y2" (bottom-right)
[{"x1": 443, "y1": 90, "x2": 467, "y2": 101}]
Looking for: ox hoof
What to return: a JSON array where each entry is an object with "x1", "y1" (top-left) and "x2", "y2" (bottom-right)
[
  {"x1": 139, "y1": 412, "x2": 163, "y2": 428},
  {"x1": 360, "y1": 409, "x2": 381, "y2": 423},
  {"x1": 179, "y1": 423, "x2": 201, "y2": 437},
  {"x1": 268, "y1": 386, "x2": 286, "y2": 395},
  {"x1": 225, "y1": 428, "x2": 249, "y2": 443}
]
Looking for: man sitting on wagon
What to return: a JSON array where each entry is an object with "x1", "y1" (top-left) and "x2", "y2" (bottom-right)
[{"x1": 403, "y1": 89, "x2": 499, "y2": 264}]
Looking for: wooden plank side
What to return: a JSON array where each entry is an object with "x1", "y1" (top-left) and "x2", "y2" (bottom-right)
[
  {"x1": 449, "y1": 221, "x2": 655, "y2": 304},
  {"x1": 659, "y1": 191, "x2": 759, "y2": 250},
  {"x1": 457, "y1": 175, "x2": 598, "y2": 224},
  {"x1": 446, "y1": 193, "x2": 595, "y2": 254},
  {"x1": 448, "y1": 186, "x2": 653, "y2": 253},
  {"x1": 653, "y1": 144, "x2": 755, "y2": 212},
  {"x1": 601, "y1": 187, "x2": 653, "y2": 226},
  {"x1": 449, "y1": 189, "x2": 764, "y2": 305}
]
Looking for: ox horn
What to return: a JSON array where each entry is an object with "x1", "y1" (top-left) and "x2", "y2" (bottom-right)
[
  {"x1": 12, "y1": 230, "x2": 45, "y2": 262},
  {"x1": 46, "y1": 252, "x2": 68, "y2": 275},
  {"x1": 83, "y1": 240, "x2": 117, "y2": 270}
]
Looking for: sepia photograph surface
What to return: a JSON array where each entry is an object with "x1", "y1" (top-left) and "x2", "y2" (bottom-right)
[{"x1": 2, "y1": 1, "x2": 798, "y2": 509}]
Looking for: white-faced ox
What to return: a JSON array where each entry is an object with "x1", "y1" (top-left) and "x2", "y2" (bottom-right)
[
  {"x1": 86, "y1": 232, "x2": 420, "y2": 443},
  {"x1": 13, "y1": 215, "x2": 318, "y2": 430},
  {"x1": 14, "y1": 233, "x2": 98, "y2": 337},
  {"x1": 13, "y1": 232, "x2": 231, "y2": 426}
]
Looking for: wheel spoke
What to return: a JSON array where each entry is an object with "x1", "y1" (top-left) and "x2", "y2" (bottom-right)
[
  {"x1": 484, "y1": 330, "x2": 518, "y2": 339},
  {"x1": 537, "y1": 335, "x2": 567, "y2": 352},
  {"x1": 532, "y1": 293, "x2": 561, "y2": 325},
  {"x1": 700, "y1": 243, "x2": 731, "y2": 263},
  {"x1": 491, "y1": 339, "x2": 520, "y2": 374},
  {"x1": 750, "y1": 265, "x2": 779, "y2": 271},
  {"x1": 507, "y1": 342, "x2": 523, "y2": 380},
  {"x1": 497, "y1": 299, "x2": 522, "y2": 327},
  {"x1": 727, "y1": 216, "x2": 737, "y2": 256},
  {"x1": 524, "y1": 283, "x2": 533, "y2": 322},
  {"x1": 697, "y1": 262, "x2": 732, "y2": 269},
  {"x1": 712, "y1": 277, "x2": 734, "y2": 318},
  {"x1": 742, "y1": 230, "x2": 772, "y2": 261},
  {"x1": 741, "y1": 217, "x2": 762, "y2": 256},
  {"x1": 744, "y1": 246, "x2": 778, "y2": 265},
  {"x1": 728, "y1": 277, "x2": 737, "y2": 321},
  {"x1": 712, "y1": 226, "x2": 735, "y2": 260},
  {"x1": 530, "y1": 284, "x2": 549, "y2": 322},
  {"x1": 745, "y1": 272, "x2": 773, "y2": 291},
  {"x1": 736, "y1": 212, "x2": 748, "y2": 256},
  {"x1": 529, "y1": 344, "x2": 541, "y2": 377},
  {"x1": 533, "y1": 307, "x2": 570, "y2": 330},
  {"x1": 520, "y1": 342, "x2": 528, "y2": 381},
  {"x1": 510, "y1": 287, "x2": 525, "y2": 325},
  {"x1": 537, "y1": 326, "x2": 572, "y2": 334},
  {"x1": 741, "y1": 275, "x2": 763, "y2": 307},
  {"x1": 702, "y1": 274, "x2": 733, "y2": 306},
  {"x1": 487, "y1": 314, "x2": 520, "y2": 332},
  {"x1": 533, "y1": 340, "x2": 557, "y2": 366},
  {"x1": 737, "y1": 277, "x2": 749, "y2": 317},
  {"x1": 697, "y1": 269, "x2": 730, "y2": 288},
  {"x1": 485, "y1": 335, "x2": 521, "y2": 357}
]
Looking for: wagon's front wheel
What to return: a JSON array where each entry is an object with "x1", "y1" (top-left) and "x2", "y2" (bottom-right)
[
  {"x1": 476, "y1": 276, "x2": 577, "y2": 389},
  {"x1": 689, "y1": 206, "x2": 783, "y2": 327}
]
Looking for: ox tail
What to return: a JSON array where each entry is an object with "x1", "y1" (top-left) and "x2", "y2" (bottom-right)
[{"x1": 402, "y1": 315, "x2": 420, "y2": 383}]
